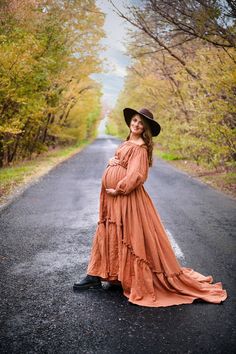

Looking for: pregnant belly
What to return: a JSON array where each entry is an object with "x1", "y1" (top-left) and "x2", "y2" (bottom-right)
[{"x1": 102, "y1": 164, "x2": 127, "y2": 189}]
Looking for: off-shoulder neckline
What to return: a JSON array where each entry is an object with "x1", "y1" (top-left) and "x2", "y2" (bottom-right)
[{"x1": 124, "y1": 140, "x2": 146, "y2": 147}]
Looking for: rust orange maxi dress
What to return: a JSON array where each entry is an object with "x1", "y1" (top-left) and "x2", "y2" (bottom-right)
[{"x1": 87, "y1": 140, "x2": 228, "y2": 307}]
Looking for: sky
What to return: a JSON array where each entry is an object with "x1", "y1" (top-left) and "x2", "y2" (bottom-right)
[{"x1": 92, "y1": 0, "x2": 132, "y2": 109}]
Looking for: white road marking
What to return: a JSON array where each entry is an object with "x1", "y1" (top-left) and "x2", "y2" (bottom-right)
[{"x1": 166, "y1": 229, "x2": 185, "y2": 260}]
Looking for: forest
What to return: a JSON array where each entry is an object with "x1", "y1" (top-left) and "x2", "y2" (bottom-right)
[
  {"x1": 109, "y1": 0, "x2": 236, "y2": 171},
  {"x1": 0, "y1": 0, "x2": 235, "y2": 176},
  {"x1": 0, "y1": 0, "x2": 105, "y2": 167}
]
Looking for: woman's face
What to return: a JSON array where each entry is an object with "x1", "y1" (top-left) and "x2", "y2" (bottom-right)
[{"x1": 130, "y1": 114, "x2": 145, "y2": 136}]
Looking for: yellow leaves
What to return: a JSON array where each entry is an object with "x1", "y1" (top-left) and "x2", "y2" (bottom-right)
[
  {"x1": 109, "y1": 43, "x2": 235, "y2": 169},
  {"x1": 0, "y1": 32, "x2": 42, "y2": 76},
  {"x1": 0, "y1": 0, "x2": 105, "y2": 165},
  {"x1": 0, "y1": 125, "x2": 22, "y2": 135}
]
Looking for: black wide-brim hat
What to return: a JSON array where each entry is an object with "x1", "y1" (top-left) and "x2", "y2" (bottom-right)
[{"x1": 123, "y1": 107, "x2": 161, "y2": 137}]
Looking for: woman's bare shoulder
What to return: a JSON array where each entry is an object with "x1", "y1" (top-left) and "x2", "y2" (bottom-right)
[{"x1": 138, "y1": 139, "x2": 146, "y2": 146}]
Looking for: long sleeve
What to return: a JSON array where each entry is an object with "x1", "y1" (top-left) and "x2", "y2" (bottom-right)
[{"x1": 115, "y1": 146, "x2": 149, "y2": 195}]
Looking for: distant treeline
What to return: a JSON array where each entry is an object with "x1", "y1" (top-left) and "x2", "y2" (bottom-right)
[
  {"x1": 0, "y1": 0, "x2": 105, "y2": 167},
  {"x1": 109, "y1": 0, "x2": 236, "y2": 170}
]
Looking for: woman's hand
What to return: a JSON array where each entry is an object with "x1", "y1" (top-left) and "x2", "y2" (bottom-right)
[
  {"x1": 108, "y1": 156, "x2": 120, "y2": 166},
  {"x1": 106, "y1": 188, "x2": 119, "y2": 196}
]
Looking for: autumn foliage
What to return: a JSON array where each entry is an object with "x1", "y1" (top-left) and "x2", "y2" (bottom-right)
[
  {"x1": 110, "y1": 0, "x2": 236, "y2": 170},
  {"x1": 0, "y1": 0, "x2": 105, "y2": 167}
]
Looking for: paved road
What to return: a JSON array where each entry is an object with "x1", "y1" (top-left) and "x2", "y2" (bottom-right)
[{"x1": 1, "y1": 136, "x2": 236, "y2": 354}]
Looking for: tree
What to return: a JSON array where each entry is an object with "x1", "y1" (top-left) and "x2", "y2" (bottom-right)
[
  {"x1": 108, "y1": 0, "x2": 236, "y2": 170},
  {"x1": 0, "y1": 0, "x2": 105, "y2": 166},
  {"x1": 111, "y1": 0, "x2": 236, "y2": 73}
]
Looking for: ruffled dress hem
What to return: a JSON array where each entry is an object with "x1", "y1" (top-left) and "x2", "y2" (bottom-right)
[
  {"x1": 86, "y1": 141, "x2": 228, "y2": 308},
  {"x1": 87, "y1": 217, "x2": 227, "y2": 308}
]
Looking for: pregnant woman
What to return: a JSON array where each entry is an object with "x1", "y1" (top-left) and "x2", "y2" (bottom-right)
[{"x1": 73, "y1": 107, "x2": 227, "y2": 308}]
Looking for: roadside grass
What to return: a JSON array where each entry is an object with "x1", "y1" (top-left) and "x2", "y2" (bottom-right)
[
  {"x1": 154, "y1": 147, "x2": 236, "y2": 199},
  {"x1": 0, "y1": 138, "x2": 235, "y2": 207},
  {"x1": 0, "y1": 139, "x2": 92, "y2": 206},
  {"x1": 155, "y1": 150, "x2": 182, "y2": 161}
]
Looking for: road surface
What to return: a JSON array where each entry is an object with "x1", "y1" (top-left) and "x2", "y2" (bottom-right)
[{"x1": 1, "y1": 135, "x2": 236, "y2": 354}]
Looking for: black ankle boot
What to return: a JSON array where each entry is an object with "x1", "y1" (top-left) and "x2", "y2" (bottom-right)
[{"x1": 73, "y1": 275, "x2": 101, "y2": 291}]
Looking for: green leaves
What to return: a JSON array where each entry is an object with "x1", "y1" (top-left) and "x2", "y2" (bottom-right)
[
  {"x1": 0, "y1": 0, "x2": 105, "y2": 166},
  {"x1": 109, "y1": 33, "x2": 235, "y2": 171}
]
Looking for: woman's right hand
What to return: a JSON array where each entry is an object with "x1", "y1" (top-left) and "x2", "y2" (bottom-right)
[{"x1": 108, "y1": 156, "x2": 120, "y2": 166}]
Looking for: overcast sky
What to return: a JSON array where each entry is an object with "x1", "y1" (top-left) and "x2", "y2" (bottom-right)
[{"x1": 92, "y1": 0, "x2": 132, "y2": 109}]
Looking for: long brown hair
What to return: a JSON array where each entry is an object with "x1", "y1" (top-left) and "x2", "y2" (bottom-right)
[{"x1": 126, "y1": 115, "x2": 154, "y2": 167}]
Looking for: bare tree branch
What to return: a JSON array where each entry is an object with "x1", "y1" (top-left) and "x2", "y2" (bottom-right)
[{"x1": 110, "y1": 0, "x2": 200, "y2": 79}]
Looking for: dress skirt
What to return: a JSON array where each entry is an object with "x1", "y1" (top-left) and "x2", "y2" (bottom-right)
[{"x1": 87, "y1": 141, "x2": 228, "y2": 307}]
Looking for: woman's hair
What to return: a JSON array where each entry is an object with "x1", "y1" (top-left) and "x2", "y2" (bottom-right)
[{"x1": 126, "y1": 115, "x2": 154, "y2": 167}]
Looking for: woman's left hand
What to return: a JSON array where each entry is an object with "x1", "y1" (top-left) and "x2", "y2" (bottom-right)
[{"x1": 106, "y1": 188, "x2": 119, "y2": 196}]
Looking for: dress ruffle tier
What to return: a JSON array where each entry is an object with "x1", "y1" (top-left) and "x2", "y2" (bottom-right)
[{"x1": 87, "y1": 141, "x2": 228, "y2": 307}]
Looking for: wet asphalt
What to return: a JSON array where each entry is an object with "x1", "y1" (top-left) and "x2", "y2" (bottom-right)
[{"x1": 0, "y1": 135, "x2": 236, "y2": 354}]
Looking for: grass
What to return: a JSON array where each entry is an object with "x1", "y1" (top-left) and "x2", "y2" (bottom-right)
[
  {"x1": 0, "y1": 139, "x2": 93, "y2": 206},
  {"x1": 154, "y1": 147, "x2": 236, "y2": 199},
  {"x1": 1, "y1": 139, "x2": 235, "y2": 207},
  {"x1": 155, "y1": 150, "x2": 182, "y2": 161}
]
